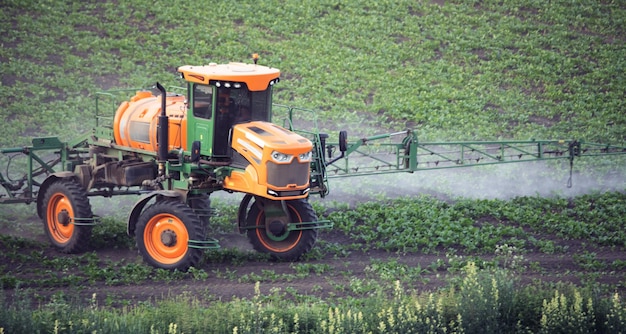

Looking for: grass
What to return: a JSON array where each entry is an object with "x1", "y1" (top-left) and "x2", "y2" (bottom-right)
[{"x1": 2, "y1": 265, "x2": 626, "y2": 333}]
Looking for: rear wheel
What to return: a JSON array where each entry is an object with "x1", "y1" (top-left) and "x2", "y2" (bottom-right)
[
  {"x1": 246, "y1": 199, "x2": 318, "y2": 261},
  {"x1": 136, "y1": 200, "x2": 204, "y2": 270},
  {"x1": 41, "y1": 178, "x2": 93, "y2": 253}
]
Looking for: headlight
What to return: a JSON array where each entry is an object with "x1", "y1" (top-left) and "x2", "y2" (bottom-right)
[
  {"x1": 271, "y1": 151, "x2": 293, "y2": 163},
  {"x1": 298, "y1": 151, "x2": 312, "y2": 162}
]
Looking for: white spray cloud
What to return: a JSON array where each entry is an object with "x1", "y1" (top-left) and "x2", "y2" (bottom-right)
[{"x1": 318, "y1": 159, "x2": 626, "y2": 205}]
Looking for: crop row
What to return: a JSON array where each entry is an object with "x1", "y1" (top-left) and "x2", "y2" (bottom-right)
[
  {"x1": 1, "y1": 0, "x2": 625, "y2": 146},
  {"x1": 1, "y1": 191, "x2": 624, "y2": 291},
  {"x1": 327, "y1": 191, "x2": 626, "y2": 254}
]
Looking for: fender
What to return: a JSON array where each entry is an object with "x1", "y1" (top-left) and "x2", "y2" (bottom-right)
[
  {"x1": 237, "y1": 194, "x2": 255, "y2": 233},
  {"x1": 36, "y1": 172, "x2": 78, "y2": 219},
  {"x1": 127, "y1": 190, "x2": 182, "y2": 237}
]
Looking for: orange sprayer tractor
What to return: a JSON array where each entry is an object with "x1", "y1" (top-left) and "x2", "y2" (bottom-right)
[{"x1": 1, "y1": 56, "x2": 625, "y2": 270}]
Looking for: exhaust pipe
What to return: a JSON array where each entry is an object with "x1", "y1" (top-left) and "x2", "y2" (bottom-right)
[{"x1": 156, "y1": 82, "x2": 168, "y2": 176}]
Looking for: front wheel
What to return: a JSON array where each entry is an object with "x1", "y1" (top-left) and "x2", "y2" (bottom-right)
[
  {"x1": 246, "y1": 199, "x2": 318, "y2": 261},
  {"x1": 41, "y1": 178, "x2": 93, "y2": 253},
  {"x1": 187, "y1": 194, "x2": 211, "y2": 237},
  {"x1": 135, "y1": 200, "x2": 204, "y2": 270}
]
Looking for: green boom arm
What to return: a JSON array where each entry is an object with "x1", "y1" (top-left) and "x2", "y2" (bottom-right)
[
  {"x1": 274, "y1": 105, "x2": 626, "y2": 198},
  {"x1": 0, "y1": 135, "x2": 90, "y2": 204}
]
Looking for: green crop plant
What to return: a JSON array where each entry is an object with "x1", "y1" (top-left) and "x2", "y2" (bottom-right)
[
  {"x1": 188, "y1": 267, "x2": 209, "y2": 281},
  {"x1": 212, "y1": 268, "x2": 238, "y2": 280},
  {"x1": 291, "y1": 263, "x2": 333, "y2": 278},
  {"x1": 2, "y1": 0, "x2": 625, "y2": 147},
  {"x1": 365, "y1": 258, "x2": 429, "y2": 283},
  {"x1": 573, "y1": 251, "x2": 608, "y2": 272},
  {"x1": 89, "y1": 217, "x2": 136, "y2": 250}
]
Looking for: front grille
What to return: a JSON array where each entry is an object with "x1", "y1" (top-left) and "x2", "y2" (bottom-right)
[{"x1": 266, "y1": 161, "x2": 309, "y2": 187}]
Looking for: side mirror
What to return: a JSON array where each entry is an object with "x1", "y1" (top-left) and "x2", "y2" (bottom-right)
[
  {"x1": 324, "y1": 131, "x2": 348, "y2": 167},
  {"x1": 339, "y1": 130, "x2": 348, "y2": 152}
]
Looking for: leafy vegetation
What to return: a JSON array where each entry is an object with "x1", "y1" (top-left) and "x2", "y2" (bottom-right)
[
  {"x1": 1, "y1": 0, "x2": 625, "y2": 144},
  {"x1": 326, "y1": 191, "x2": 626, "y2": 255},
  {"x1": 2, "y1": 265, "x2": 626, "y2": 333},
  {"x1": 1, "y1": 206, "x2": 624, "y2": 325}
]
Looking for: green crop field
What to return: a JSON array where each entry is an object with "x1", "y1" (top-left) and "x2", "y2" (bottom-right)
[{"x1": 1, "y1": 0, "x2": 626, "y2": 332}]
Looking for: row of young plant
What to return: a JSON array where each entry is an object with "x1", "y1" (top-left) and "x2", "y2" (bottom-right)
[
  {"x1": 2, "y1": 191, "x2": 624, "y2": 291},
  {"x1": 2, "y1": 262, "x2": 626, "y2": 333},
  {"x1": 326, "y1": 191, "x2": 626, "y2": 254}
]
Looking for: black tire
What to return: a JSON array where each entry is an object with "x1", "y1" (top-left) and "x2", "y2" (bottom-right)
[
  {"x1": 41, "y1": 178, "x2": 93, "y2": 253},
  {"x1": 188, "y1": 195, "x2": 211, "y2": 237},
  {"x1": 135, "y1": 200, "x2": 204, "y2": 270},
  {"x1": 339, "y1": 130, "x2": 348, "y2": 152},
  {"x1": 246, "y1": 199, "x2": 318, "y2": 261}
]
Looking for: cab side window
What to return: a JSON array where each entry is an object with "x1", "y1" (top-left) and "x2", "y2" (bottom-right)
[{"x1": 193, "y1": 84, "x2": 213, "y2": 119}]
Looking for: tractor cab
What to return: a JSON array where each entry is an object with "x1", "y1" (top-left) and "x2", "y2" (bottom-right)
[
  {"x1": 178, "y1": 59, "x2": 314, "y2": 200},
  {"x1": 178, "y1": 60, "x2": 280, "y2": 159}
]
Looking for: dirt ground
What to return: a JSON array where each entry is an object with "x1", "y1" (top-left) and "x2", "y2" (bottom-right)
[{"x1": 1, "y1": 204, "x2": 625, "y2": 308}]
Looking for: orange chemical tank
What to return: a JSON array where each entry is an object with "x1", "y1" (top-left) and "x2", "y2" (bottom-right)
[{"x1": 113, "y1": 91, "x2": 188, "y2": 153}]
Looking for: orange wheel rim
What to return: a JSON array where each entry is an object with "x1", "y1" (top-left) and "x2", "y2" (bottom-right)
[
  {"x1": 255, "y1": 205, "x2": 303, "y2": 253},
  {"x1": 46, "y1": 192, "x2": 75, "y2": 244},
  {"x1": 143, "y1": 213, "x2": 189, "y2": 265}
]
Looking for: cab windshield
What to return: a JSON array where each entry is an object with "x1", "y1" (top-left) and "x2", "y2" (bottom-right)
[{"x1": 215, "y1": 85, "x2": 272, "y2": 124}]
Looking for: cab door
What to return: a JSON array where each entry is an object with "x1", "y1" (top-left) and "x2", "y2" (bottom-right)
[
  {"x1": 213, "y1": 89, "x2": 235, "y2": 157},
  {"x1": 189, "y1": 84, "x2": 214, "y2": 157}
]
